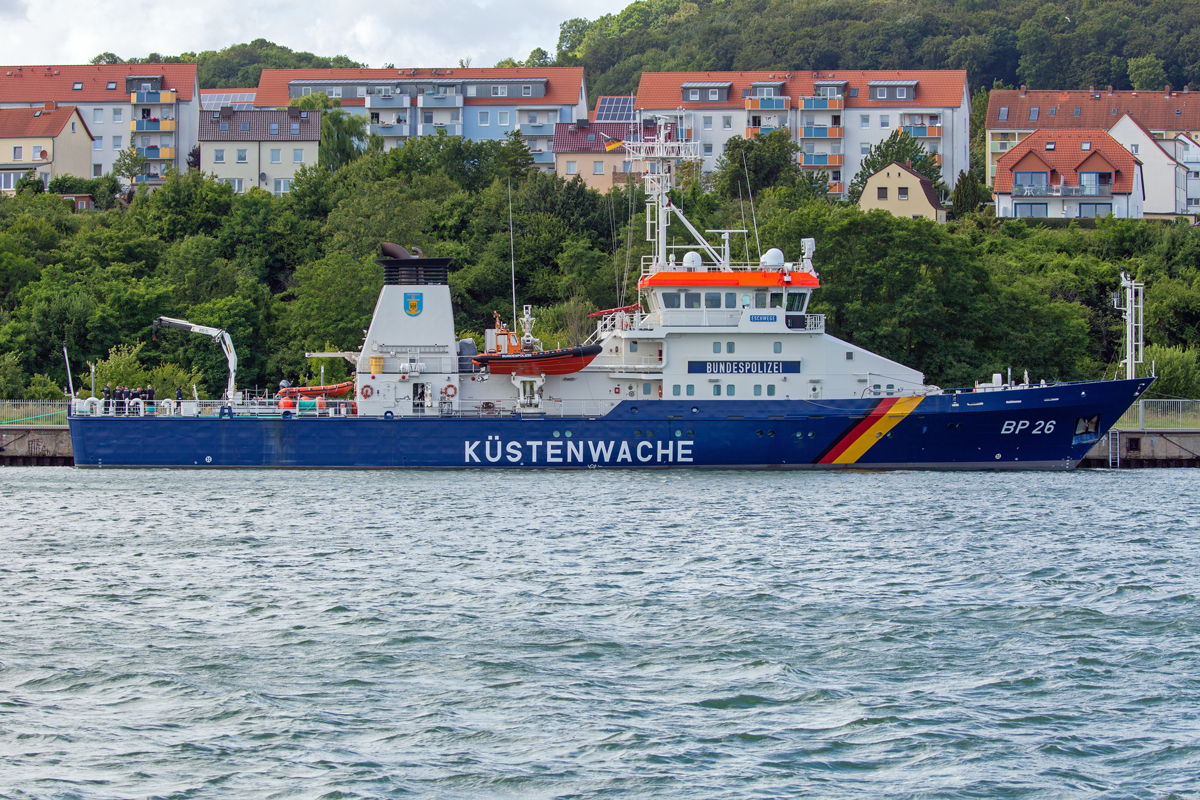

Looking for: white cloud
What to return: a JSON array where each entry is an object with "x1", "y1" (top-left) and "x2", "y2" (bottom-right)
[{"x1": 0, "y1": 0, "x2": 627, "y2": 68}]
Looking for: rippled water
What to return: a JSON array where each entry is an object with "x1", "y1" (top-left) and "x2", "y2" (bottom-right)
[{"x1": 2, "y1": 468, "x2": 1199, "y2": 799}]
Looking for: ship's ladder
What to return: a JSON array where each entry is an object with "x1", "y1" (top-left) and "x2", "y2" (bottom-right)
[{"x1": 1108, "y1": 429, "x2": 1121, "y2": 469}]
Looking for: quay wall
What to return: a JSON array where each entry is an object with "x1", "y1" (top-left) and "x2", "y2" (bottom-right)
[{"x1": 0, "y1": 426, "x2": 73, "y2": 466}]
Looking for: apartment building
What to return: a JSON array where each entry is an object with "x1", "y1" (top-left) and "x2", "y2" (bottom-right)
[
  {"x1": 1107, "y1": 113, "x2": 1187, "y2": 217},
  {"x1": 858, "y1": 162, "x2": 946, "y2": 222},
  {"x1": 0, "y1": 103, "x2": 93, "y2": 194},
  {"x1": 552, "y1": 118, "x2": 668, "y2": 191},
  {"x1": 199, "y1": 108, "x2": 320, "y2": 195},
  {"x1": 984, "y1": 86, "x2": 1200, "y2": 193},
  {"x1": 0, "y1": 64, "x2": 199, "y2": 184},
  {"x1": 633, "y1": 70, "x2": 970, "y2": 197},
  {"x1": 992, "y1": 130, "x2": 1144, "y2": 219},
  {"x1": 253, "y1": 68, "x2": 587, "y2": 171}
]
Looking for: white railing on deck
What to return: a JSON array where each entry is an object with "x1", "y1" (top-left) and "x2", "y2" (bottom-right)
[
  {"x1": 656, "y1": 310, "x2": 743, "y2": 327},
  {"x1": 641, "y1": 255, "x2": 804, "y2": 274},
  {"x1": 1, "y1": 400, "x2": 70, "y2": 426}
]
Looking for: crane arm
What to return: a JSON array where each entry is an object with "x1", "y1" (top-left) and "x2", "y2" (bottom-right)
[{"x1": 152, "y1": 316, "x2": 238, "y2": 402}]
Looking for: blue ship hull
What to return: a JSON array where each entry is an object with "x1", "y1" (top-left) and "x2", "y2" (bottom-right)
[{"x1": 68, "y1": 379, "x2": 1150, "y2": 470}]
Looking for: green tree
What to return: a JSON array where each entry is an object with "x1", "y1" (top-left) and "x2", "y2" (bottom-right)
[
  {"x1": 15, "y1": 170, "x2": 44, "y2": 195},
  {"x1": 113, "y1": 145, "x2": 148, "y2": 187},
  {"x1": 1128, "y1": 55, "x2": 1169, "y2": 91},
  {"x1": 1137, "y1": 344, "x2": 1200, "y2": 398},
  {"x1": 23, "y1": 373, "x2": 64, "y2": 400},
  {"x1": 525, "y1": 48, "x2": 552, "y2": 67},
  {"x1": 0, "y1": 352, "x2": 24, "y2": 399},
  {"x1": 848, "y1": 130, "x2": 943, "y2": 203},
  {"x1": 712, "y1": 130, "x2": 801, "y2": 197},
  {"x1": 950, "y1": 170, "x2": 987, "y2": 217}
]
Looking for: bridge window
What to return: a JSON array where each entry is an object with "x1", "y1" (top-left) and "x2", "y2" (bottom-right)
[
  {"x1": 741, "y1": 294, "x2": 751, "y2": 307},
  {"x1": 663, "y1": 292, "x2": 680, "y2": 308},
  {"x1": 725, "y1": 292, "x2": 736, "y2": 308},
  {"x1": 685, "y1": 292, "x2": 702, "y2": 309},
  {"x1": 629, "y1": 341, "x2": 638, "y2": 352},
  {"x1": 770, "y1": 291, "x2": 784, "y2": 308},
  {"x1": 755, "y1": 292, "x2": 767, "y2": 308},
  {"x1": 705, "y1": 292, "x2": 721, "y2": 308}
]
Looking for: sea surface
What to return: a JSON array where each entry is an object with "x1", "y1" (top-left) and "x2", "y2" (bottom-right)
[{"x1": 1, "y1": 468, "x2": 1198, "y2": 799}]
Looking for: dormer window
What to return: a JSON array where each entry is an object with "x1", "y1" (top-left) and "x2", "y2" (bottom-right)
[
  {"x1": 491, "y1": 85, "x2": 507, "y2": 97},
  {"x1": 709, "y1": 89, "x2": 718, "y2": 100},
  {"x1": 689, "y1": 89, "x2": 699, "y2": 100},
  {"x1": 876, "y1": 87, "x2": 887, "y2": 99},
  {"x1": 522, "y1": 85, "x2": 531, "y2": 96},
  {"x1": 897, "y1": 87, "x2": 907, "y2": 99}
]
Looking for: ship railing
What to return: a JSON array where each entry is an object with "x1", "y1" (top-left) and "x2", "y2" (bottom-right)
[
  {"x1": 1, "y1": 399, "x2": 70, "y2": 426},
  {"x1": 69, "y1": 398, "x2": 354, "y2": 418},
  {"x1": 588, "y1": 312, "x2": 658, "y2": 341},
  {"x1": 641, "y1": 255, "x2": 808, "y2": 275},
  {"x1": 656, "y1": 310, "x2": 743, "y2": 327},
  {"x1": 1113, "y1": 399, "x2": 1200, "y2": 430}
]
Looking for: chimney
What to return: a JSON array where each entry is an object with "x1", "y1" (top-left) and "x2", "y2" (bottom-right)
[
  {"x1": 1020, "y1": 85, "x2": 1026, "y2": 96},
  {"x1": 1185, "y1": 85, "x2": 1191, "y2": 94},
  {"x1": 43, "y1": 100, "x2": 56, "y2": 111},
  {"x1": 1107, "y1": 85, "x2": 1113, "y2": 95},
  {"x1": 1089, "y1": 85, "x2": 1095, "y2": 93},
  {"x1": 905, "y1": 159, "x2": 912, "y2": 169},
  {"x1": 1165, "y1": 84, "x2": 1172, "y2": 98}
]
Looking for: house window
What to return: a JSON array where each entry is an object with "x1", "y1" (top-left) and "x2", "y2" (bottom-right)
[
  {"x1": 1131, "y1": 144, "x2": 1139, "y2": 154},
  {"x1": 522, "y1": 85, "x2": 532, "y2": 97},
  {"x1": 897, "y1": 87, "x2": 907, "y2": 99},
  {"x1": 93, "y1": 137, "x2": 102, "y2": 151},
  {"x1": 491, "y1": 85, "x2": 507, "y2": 97},
  {"x1": 498, "y1": 111, "x2": 509, "y2": 126},
  {"x1": 423, "y1": 111, "x2": 433, "y2": 124},
  {"x1": 805, "y1": 114, "x2": 815, "y2": 126},
  {"x1": 269, "y1": 122, "x2": 279, "y2": 135},
  {"x1": 226, "y1": 178, "x2": 243, "y2": 192},
  {"x1": 112, "y1": 136, "x2": 121, "y2": 149},
  {"x1": 93, "y1": 108, "x2": 103, "y2": 123},
  {"x1": 236, "y1": 149, "x2": 247, "y2": 163},
  {"x1": 565, "y1": 161, "x2": 577, "y2": 175},
  {"x1": 241, "y1": 122, "x2": 250, "y2": 131},
  {"x1": 291, "y1": 122, "x2": 300, "y2": 135},
  {"x1": 219, "y1": 121, "x2": 228, "y2": 132},
  {"x1": 703, "y1": 116, "x2": 712, "y2": 130},
  {"x1": 479, "y1": 111, "x2": 490, "y2": 126},
  {"x1": 293, "y1": 149, "x2": 303, "y2": 163},
  {"x1": 998, "y1": 106, "x2": 1009, "y2": 121},
  {"x1": 112, "y1": 108, "x2": 122, "y2": 123},
  {"x1": 1048, "y1": 107, "x2": 1056, "y2": 116},
  {"x1": 898, "y1": 187, "x2": 908, "y2": 200},
  {"x1": 1014, "y1": 203, "x2": 1048, "y2": 217},
  {"x1": 93, "y1": 164, "x2": 103, "y2": 177},
  {"x1": 877, "y1": 187, "x2": 887, "y2": 200},
  {"x1": 723, "y1": 115, "x2": 732, "y2": 129},
  {"x1": 72, "y1": 81, "x2": 82, "y2": 90},
  {"x1": 528, "y1": 112, "x2": 537, "y2": 124},
  {"x1": 876, "y1": 87, "x2": 887, "y2": 99},
  {"x1": 270, "y1": 149, "x2": 281, "y2": 164},
  {"x1": 1014, "y1": 171, "x2": 1049, "y2": 189},
  {"x1": 1045, "y1": 141, "x2": 1055, "y2": 151},
  {"x1": 703, "y1": 143, "x2": 713, "y2": 156},
  {"x1": 1030, "y1": 107, "x2": 1039, "y2": 120},
  {"x1": 689, "y1": 89, "x2": 699, "y2": 100},
  {"x1": 1073, "y1": 107, "x2": 1081, "y2": 116},
  {"x1": 861, "y1": 142, "x2": 871, "y2": 155},
  {"x1": 214, "y1": 149, "x2": 225, "y2": 163},
  {"x1": 1079, "y1": 203, "x2": 1112, "y2": 217},
  {"x1": 709, "y1": 89, "x2": 718, "y2": 100},
  {"x1": 1081, "y1": 141, "x2": 1091, "y2": 151},
  {"x1": 860, "y1": 114, "x2": 870, "y2": 128},
  {"x1": 106, "y1": 81, "x2": 116, "y2": 90},
  {"x1": 329, "y1": 87, "x2": 341, "y2": 98},
  {"x1": 12, "y1": 146, "x2": 22, "y2": 160},
  {"x1": 466, "y1": 85, "x2": 477, "y2": 97},
  {"x1": 593, "y1": 161, "x2": 604, "y2": 175},
  {"x1": 302, "y1": 87, "x2": 312, "y2": 96},
  {"x1": 274, "y1": 178, "x2": 291, "y2": 196},
  {"x1": 880, "y1": 115, "x2": 889, "y2": 128}
]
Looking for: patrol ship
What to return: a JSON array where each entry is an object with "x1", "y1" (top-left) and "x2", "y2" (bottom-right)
[{"x1": 68, "y1": 118, "x2": 1150, "y2": 469}]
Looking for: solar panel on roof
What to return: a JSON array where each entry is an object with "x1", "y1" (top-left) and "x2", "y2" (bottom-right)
[{"x1": 595, "y1": 96, "x2": 635, "y2": 122}]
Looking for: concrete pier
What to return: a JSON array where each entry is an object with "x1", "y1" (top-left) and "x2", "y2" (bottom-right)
[
  {"x1": 1079, "y1": 430, "x2": 1200, "y2": 468},
  {"x1": 0, "y1": 426, "x2": 73, "y2": 466}
]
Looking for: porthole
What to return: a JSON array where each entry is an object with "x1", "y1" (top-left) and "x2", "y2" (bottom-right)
[
  {"x1": 634, "y1": 430, "x2": 642, "y2": 437},
  {"x1": 646, "y1": 430, "x2": 654, "y2": 437},
  {"x1": 565, "y1": 431, "x2": 572, "y2": 437},
  {"x1": 756, "y1": 430, "x2": 764, "y2": 437},
  {"x1": 674, "y1": 430, "x2": 682, "y2": 437},
  {"x1": 767, "y1": 430, "x2": 775, "y2": 437},
  {"x1": 552, "y1": 430, "x2": 561, "y2": 438},
  {"x1": 631, "y1": 407, "x2": 638, "y2": 414},
  {"x1": 795, "y1": 432, "x2": 804, "y2": 438},
  {"x1": 807, "y1": 431, "x2": 815, "y2": 438},
  {"x1": 686, "y1": 430, "x2": 695, "y2": 437},
  {"x1": 692, "y1": 407, "x2": 699, "y2": 413}
]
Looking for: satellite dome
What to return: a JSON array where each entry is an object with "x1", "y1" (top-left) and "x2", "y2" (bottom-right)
[
  {"x1": 682, "y1": 251, "x2": 703, "y2": 271},
  {"x1": 760, "y1": 248, "x2": 785, "y2": 269}
]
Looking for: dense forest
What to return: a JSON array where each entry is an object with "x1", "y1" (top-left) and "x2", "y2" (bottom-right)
[{"x1": 4, "y1": 125, "x2": 1200, "y2": 401}]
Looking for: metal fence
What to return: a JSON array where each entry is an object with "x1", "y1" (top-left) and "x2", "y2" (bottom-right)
[
  {"x1": 0, "y1": 400, "x2": 70, "y2": 426},
  {"x1": 1113, "y1": 399, "x2": 1200, "y2": 430}
]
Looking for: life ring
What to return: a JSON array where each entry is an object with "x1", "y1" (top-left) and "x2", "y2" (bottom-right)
[
  {"x1": 443, "y1": 384, "x2": 457, "y2": 398},
  {"x1": 361, "y1": 384, "x2": 374, "y2": 398}
]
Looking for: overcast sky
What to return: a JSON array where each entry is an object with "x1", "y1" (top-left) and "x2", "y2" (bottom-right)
[{"x1": 0, "y1": 0, "x2": 628, "y2": 70}]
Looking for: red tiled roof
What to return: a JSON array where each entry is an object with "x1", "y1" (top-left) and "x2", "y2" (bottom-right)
[
  {"x1": 0, "y1": 64, "x2": 197, "y2": 102},
  {"x1": 987, "y1": 89, "x2": 1200, "y2": 131},
  {"x1": 993, "y1": 129, "x2": 1139, "y2": 194},
  {"x1": 870, "y1": 162, "x2": 942, "y2": 210},
  {"x1": 635, "y1": 70, "x2": 967, "y2": 110},
  {"x1": 254, "y1": 67, "x2": 584, "y2": 108},
  {"x1": 552, "y1": 121, "x2": 665, "y2": 154},
  {"x1": 0, "y1": 105, "x2": 90, "y2": 139}
]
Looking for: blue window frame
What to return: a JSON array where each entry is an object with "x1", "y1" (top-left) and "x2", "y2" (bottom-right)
[{"x1": 1014, "y1": 203, "x2": 1048, "y2": 218}]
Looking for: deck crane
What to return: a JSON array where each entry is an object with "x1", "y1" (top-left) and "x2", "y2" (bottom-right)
[{"x1": 152, "y1": 316, "x2": 238, "y2": 402}]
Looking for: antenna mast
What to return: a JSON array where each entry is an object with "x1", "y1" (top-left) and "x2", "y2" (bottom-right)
[{"x1": 1115, "y1": 271, "x2": 1144, "y2": 380}]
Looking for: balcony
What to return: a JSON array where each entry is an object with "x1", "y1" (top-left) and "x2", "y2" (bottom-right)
[
  {"x1": 933, "y1": 154, "x2": 943, "y2": 166},
  {"x1": 131, "y1": 90, "x2": 176, "y2": 104},
  {"x1": 520, "y1": 122, "x2": 552, "y2": 137},
  {"x1": 802, "y1": 96, "x2": 844, "y2": 110},
  {"x1": 366, "y1": 94, "x2": 412, "y2": 109},
  {"x1": 745, "y1": 97, "x2": 790, "y2": 110},
  {"x1": 991, "y1": 140, "x2": 1015, "y2": 153},
  {"x1": 372, "y1": 122, "x2": 410, "y2": 137},
  {"x1": 416, "y1": 93, "x2": 464, "y2": 108},
  {"x1": 530, "y1": 150, "x2": 554, "y2": 164},
  {"x1": 745, "y1": 126, "x2": 779, "y2": 138},
  {"x1": 802, "y1": 153, "x2": 844, "y2": 167},
  {"x1": 827, "y1": 181, "x2": 845, "y2": 195},
  {"x1": 902, "y1": 125, "x2": 942, "y2": 138},
  {"x1": 801, "y1": 126, "x2": 843, "y2": 138},
  {"x1": 136, "y1": 146, "x2": 176, "y2": 160},
  {"x1": 1008, "y1": 184, "x2": 1113, "y2": 197},
  {"x1": 132, "y1": 119, "x2": 176, "y2": 132},
  {"x1": 421, "y1": 123, "x2": 462, "y2": 137}
]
